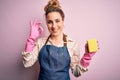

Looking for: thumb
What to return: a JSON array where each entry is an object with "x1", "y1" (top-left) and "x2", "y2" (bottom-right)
[{"x1": 38, "y1": 26, "x2": 43, "y2": 34}]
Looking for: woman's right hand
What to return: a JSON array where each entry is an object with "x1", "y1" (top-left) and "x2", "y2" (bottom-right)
[
  {"x1": 25, "y1": 20, "x2": 43, "y2": 52},
  {"x1": 29, "y1": 20, "x2": 43, "y2": 40}
]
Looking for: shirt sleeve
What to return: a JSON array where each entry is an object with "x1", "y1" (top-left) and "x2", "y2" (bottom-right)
[
  {"x1": 22, "y1": 38, "x2": 44, "y2": 68},
  {"x1": 68, "y1": 41, "x2": 88, "y2": 77}
]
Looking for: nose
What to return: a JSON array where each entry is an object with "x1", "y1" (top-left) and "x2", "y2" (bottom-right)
[{"x1": 52, "y1": 22, "x2": 57, "y2": 28}]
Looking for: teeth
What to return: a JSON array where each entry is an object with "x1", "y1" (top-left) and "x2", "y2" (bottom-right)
[{"x1": 53, "y1": 30, "x2": 57, "y2": 32}]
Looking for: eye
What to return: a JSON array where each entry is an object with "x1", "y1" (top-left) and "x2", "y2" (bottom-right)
[
  {"x1": 55, "y1": 19, "x2": 60, "y2": 23},
  {"x1": 47, "y1": 20, "x2": 52, "y2": 24}
]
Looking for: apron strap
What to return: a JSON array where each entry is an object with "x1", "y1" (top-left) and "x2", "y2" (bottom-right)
[
  {"x1": 45, "y1": 33, "x2": 67, "y2": 46},
  {"x1": 63, "y1": 34, "x2": 67, "y2": 46},
  {"x1": 45, "y1": 35, "x2": 51, "y2": 45}
]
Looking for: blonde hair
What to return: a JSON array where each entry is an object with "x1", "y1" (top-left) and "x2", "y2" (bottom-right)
[{"x1": 44, "y1": 0, "x2": 65, "y2": 20}]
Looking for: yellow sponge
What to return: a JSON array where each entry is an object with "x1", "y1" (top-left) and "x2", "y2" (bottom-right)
[{"x1": 87, "y1": 39, "x2": 98, "y2": 52}]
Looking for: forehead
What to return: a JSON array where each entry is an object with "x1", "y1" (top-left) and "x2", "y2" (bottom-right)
[{"x1": 46, "y1": 12, "x2": 62, "y2": 20}]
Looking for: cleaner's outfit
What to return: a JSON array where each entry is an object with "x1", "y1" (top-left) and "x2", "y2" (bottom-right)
[{"x1": 22, "y1": 35, "x2": 91, "y2": 80}]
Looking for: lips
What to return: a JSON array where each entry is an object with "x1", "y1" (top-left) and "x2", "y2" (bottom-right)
[{"x1": 52, "y1": 28, "x2": 58, "y2": 33}]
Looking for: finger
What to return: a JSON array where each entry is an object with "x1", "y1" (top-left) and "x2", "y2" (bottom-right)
[
  {"x1": 33, "y1": 19, "x2": 37, "y2": 26},
  {"x1": 85, "y1": 42, "x2": 88, "y2": 48},
  {"x1": 30, "y1": 20, "x2": 33, "y2": 26},
  {"x1": 97, "y1": 40, "x2": 100, "y2": 49},
  {"x1": 38, "y1": 27, "x2": 43, "y2": 34},
  {"x1": 85, "y1": 43, "x2": 89, "y2": 52},
  {"x1": 97, "y1": 44, "x2": 100, "y2": 50},
  {"x1": 35, "y1": 20, "x2": 42, "y2": 28},
  {"x1": 36, "y1": 21, "x2": 43, "y2": 30},
  {"x1": 36, "y1": 21, "x2": 42, "y2": 26},
  {"x1": 30, "y1": 20, "x2": 34, "y2": 30}
]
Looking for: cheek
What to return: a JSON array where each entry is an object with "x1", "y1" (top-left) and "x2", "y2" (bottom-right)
[
  {"x1": 47, "y1": 26, "x2": 51, "y2": 32},
  {"x1": 47, "y1": 24, "x2": 52, "y2": 30},
  {"x1": 58, "y1": 23, "x2": 63, "y2": 29}
]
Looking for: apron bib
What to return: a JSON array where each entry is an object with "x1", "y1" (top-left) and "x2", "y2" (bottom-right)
[{"x1": 38, "y1": 34, "x2": 71, "y2": 80}]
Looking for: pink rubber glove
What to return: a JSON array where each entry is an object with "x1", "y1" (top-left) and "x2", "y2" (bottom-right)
[
  {"x1": 25, "y1": 20, "x2": 43, "y2": 52},
  {"x1": 80, "y1": 43, "x2": 98, "y2": 67}
]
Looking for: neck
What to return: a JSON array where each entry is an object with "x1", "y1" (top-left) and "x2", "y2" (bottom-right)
[
  {"x1": 50, "y1": 33, "x2": 63, "y2": 41},
  {"x1": 50, "y1": 33, "x2": 64, "y2": 46}
]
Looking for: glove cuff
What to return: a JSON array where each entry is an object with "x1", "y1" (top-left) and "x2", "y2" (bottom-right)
[
  {"x1": 25, "y1": 37, "x2": 36, "y2": 52},
  {"x1": 80, "y1": 52, "x2": 95, "y2": 67}
]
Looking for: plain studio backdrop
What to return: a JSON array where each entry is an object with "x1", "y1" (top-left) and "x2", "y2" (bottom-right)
[{"x1": 0, "y1": 0, "x2": 120, "y2": 80}]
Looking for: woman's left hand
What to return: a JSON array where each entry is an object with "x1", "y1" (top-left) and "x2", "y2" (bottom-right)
[{"x1": 80, "y1": 41, "x2": 99, "y2": 67}]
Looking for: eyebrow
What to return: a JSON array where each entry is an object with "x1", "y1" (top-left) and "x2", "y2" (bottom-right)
[{"x1": 47, "y1": 18, "x2": 61, "y2": 21}]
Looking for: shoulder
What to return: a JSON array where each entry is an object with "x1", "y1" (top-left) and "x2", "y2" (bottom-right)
[
  {"x1": 66, "y1": 35, "x2": 80, "y2": 57},
  {"x1": 35, "y1": 37, "x2": 48, "y2": 46},
  {"x1": 37, "y1": 37, "x2": 47, "y2": 42},
  {"x1": 66, "y1": 36, "x2": 78, "y2": 48}
]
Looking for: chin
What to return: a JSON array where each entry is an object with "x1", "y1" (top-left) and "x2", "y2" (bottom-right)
[{"x1": 51, "y1": 32, "x2": 61, "y2": 36}]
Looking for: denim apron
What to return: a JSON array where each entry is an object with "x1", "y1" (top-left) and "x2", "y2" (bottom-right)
[{"x1": 38, "y1": 34, "x2": 71, "y2": 80}]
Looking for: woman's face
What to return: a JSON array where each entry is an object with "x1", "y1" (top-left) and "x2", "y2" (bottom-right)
[{"x1": 46, "y1": 12, "x2": 64, "y2": 36}]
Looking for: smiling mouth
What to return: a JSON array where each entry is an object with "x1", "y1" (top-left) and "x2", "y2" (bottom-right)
[
  {"x1": 52, "y1": 30, "x2": 57, "y2": 33},
  {"x1": 52, "y1": 29, "x2": 58, "y2": 33}
]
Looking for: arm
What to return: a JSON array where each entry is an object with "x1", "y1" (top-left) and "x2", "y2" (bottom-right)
[
  {"x1": 25, "y1": 20, "x2": 43, "y2": 52},
  {"x1": 80, "y1": 42, "x2": 98, "y2": 68},
  {"x1": 69, "y1": 42, "x2": 88, "y2": 77},
  {"x1": 22, "y1": 43, "x2": 39, "y2": 68},
  {"x1": 22, "y1": 20, "x2": 43, "y2": 68}
]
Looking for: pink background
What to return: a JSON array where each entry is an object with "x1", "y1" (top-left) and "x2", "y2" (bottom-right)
[{"x1": 0, "y1": 0, "x2": 120, "y2": 80}]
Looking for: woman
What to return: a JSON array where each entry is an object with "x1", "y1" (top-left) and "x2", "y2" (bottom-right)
[{"x1": 22, "y1": 0, "x2": 98, "y2": 80}]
